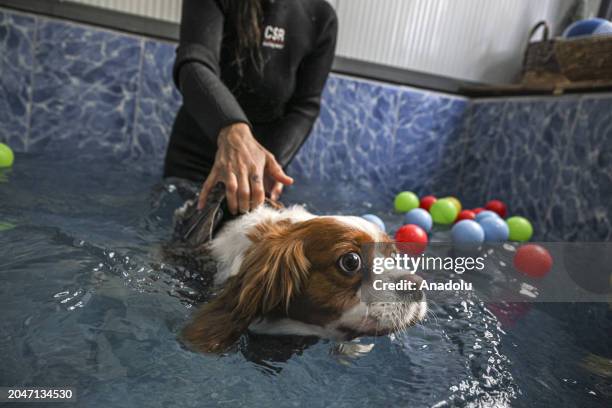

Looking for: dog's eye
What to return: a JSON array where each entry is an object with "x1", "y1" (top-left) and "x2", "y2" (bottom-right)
[{"x1": 338, "y1": 252, "x2": 362, "y2": 275}]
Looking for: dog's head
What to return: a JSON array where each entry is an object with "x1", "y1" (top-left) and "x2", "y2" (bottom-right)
[{"x1": 182, "y1": 208, "x2": 427, "y2": 353}]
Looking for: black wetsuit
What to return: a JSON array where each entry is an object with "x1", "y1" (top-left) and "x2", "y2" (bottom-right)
[{"x1": 164, "y1": 0, "x2": 338, "y2": 182}]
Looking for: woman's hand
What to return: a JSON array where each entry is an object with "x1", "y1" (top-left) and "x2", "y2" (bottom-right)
[
  {"x1": 197, "y1": 123, "x2": 293, "y2": 214},
  {"x1": 264, "y1": 176, "x2": 285, "y2": 202}
]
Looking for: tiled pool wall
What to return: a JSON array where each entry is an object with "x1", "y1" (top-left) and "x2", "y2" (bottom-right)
[{"x1": 1, "y1": 8, "x2": 611, "y2": 241}]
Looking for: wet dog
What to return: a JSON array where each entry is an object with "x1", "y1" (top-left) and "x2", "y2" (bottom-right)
[{"x1": 174, "y1": 185, "x2": 426, "y2": 353}]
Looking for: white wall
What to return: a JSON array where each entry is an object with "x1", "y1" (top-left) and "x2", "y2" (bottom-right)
[
  {"x1": 67, "y1": 0, "x2": 182, "y2": 22},
  {"x1": 65, "y1": 0, "x2": 598, "y2": 83},
  {"x1": 333, "y1": 0, "x2": 581, "y2": 83}
]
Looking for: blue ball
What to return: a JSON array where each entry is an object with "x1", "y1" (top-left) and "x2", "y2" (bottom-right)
[
  {"x1": 563, "y1": 18, "x2": 612, "y2": 38},
  {"x1": 361, "y1": 214, "x2": 386, "y2": 232},
  {"x1": 475, "y1": 210, "x2": 499, "y2": 222},
  {"x1": 404, "y1": 208, "x2": 433, "y2": 233},
  {"x1": 479, "y1": 216, "x2": 509, "y2": 242},
  {"x1": 451, "y1": 220, "x2": 485, "y2": 245}
]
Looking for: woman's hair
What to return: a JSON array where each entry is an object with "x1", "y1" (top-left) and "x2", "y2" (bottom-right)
[{"x1": 221, "y1": 0, "x2": 264, "y2": 76}]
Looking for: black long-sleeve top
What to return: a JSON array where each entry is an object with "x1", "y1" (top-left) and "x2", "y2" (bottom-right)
[{"x1": 163, "y1": 0, "x2": 338, "y2": 182}]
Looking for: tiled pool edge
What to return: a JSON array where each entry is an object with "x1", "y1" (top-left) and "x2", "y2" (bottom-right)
[{"x1": 1, "y1": 7, "x2": 611, "y2": 240}]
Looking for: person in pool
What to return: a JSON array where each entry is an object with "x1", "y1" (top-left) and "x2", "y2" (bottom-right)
[{"x1": 164, "y1": 0, "x2": 338, "y2": 217}]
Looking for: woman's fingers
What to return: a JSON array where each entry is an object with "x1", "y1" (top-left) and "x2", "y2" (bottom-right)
[
  {"x1": 197, "y1": 171, "x2": 218, "y2": 210},
  {"x1": 237, "y1": 169, "x2": 251, "y2": 214},
  {"x1": 270, "y1": 182, "x2": 284, "y2": 201},
  {"x1": 249, "y1": 171, "x2": 266, "y2": 209},
  {"x1": 265, "y1": 153, "x2": 294, "y2": 186},
  {"x1": 224, "y1": 172, "x2": 239, "y2": 215}
]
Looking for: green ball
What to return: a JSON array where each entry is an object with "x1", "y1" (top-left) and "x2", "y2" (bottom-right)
[
  {"x1": 394, "y1": 191, "x2": 419, "y2": 213},
  {"x1": 0, "y1": 222, "x2": 16, "y2": 232},
  {"x1": 506, "y1": 216, "x2": 533, "y2": 242},
  {"x1": 430, "y1": 198, "x2": 458, "y2": 224},
  {"x1": 0, "y1": 143, "x2": 15, "y2": 168}
]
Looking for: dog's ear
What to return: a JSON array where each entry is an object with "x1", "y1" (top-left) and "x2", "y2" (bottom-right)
[
  {"x1": 181, "y1": 291, "x2": 244, "y2": 353},
  {"x1": 182, "y1": 221, "x2": 310, "y2": 353},
  {"x1": 233, "y1": 221, "x2": 310, "y2": 320}
]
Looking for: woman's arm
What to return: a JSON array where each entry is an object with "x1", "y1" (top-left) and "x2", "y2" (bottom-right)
[
  {"x1": 174, "y1": 0, "x2": 250, "y2": 143},
  {"x1": 175, "y1": 0, "x2": 293, "y2": 214}
]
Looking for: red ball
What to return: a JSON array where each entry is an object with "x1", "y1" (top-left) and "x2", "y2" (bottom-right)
[
  {"x1": 473, "y1": 207, "x2": 485, "y2": 214},
  {"x1": 394, "y1": 224, "x2": 428, "y2": 256},
  {"x1": 513, "y1": 244, "x2": 553, "y2": 278},
  {"x1": 456, "y1": 210, "x2": 476, "y2": 222},
  {"x1": 485, "y1": 199, "x2": 507, "y2": 218},
  {"x1": 419, "y1": 195, "x2": 437, "y2": 211},
  {"x1": 487, "y1": 302, "x2": 532, "y2": 328}
]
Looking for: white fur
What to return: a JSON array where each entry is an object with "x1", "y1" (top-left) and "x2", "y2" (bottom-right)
[{"x1": 209, "y1": 205, "x2": 315, "y2": 285}]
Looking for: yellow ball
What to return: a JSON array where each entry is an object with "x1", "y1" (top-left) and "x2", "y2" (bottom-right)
[
  {"x1": 444, "y1": 196, "x2": 462, "y2": 213},
  {"x1": 0, "y1": 143, "x2": 15, "y2": 168}
]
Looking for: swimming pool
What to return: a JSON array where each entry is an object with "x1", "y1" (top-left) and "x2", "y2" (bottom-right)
[{"x1": 1, "y1": 155, "x2": 609, "y2": 407}]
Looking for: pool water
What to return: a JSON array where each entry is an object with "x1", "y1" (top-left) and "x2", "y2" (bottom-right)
[{"x1": 0, "y1": 155, "x2": 610, "y2": 408}]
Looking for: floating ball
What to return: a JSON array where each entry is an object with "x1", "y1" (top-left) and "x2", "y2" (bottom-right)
[
  {"x1": 456, "y1": 210, "x2": 476, "y2": 223},
  {"x1": 479, "y1": 216, "x2": 509, "y2": 242},
  {"x1": 394, "y1": 191, "x2": 419, "y2": 213},
  {"x1": 404, "y1": 208, "x2": 433, "y2": 233},
  {"x1": 563, "y1": 18, "x2": 612, "y2": 38},
  {"x1": 0, "y1": 221, "x2": 16, "y2": 232},
  {"x1": 514, "y1": 244, "x2": 553, "y2": 278},
  {"x1": 485, "y1": 199, "x2": 507, "y2": 218},
  {"x1": 487, "y1": 302, "x2": 532, "y2": 328},
  {"x1": 429, "y1": 198, "x2": 458, "y2": 225},
  {"x1": 473, "y1": 207, "x2": 485, "y2": 215},
  {"x1": 444, "y1": 196, "x2": 462, "y2": 213},
  {"x1": 419, "y1": 195, "x2": 437, "y2": 211},
  {"x1": 451, "y1": 220, "x2": 485, "y2": 245},
  {"x1": 361, "y1": 214, "x2": 386, "y2": 233},
  {"x1": 0, "y1": 143, "x2": 14, "y2": 168},
  {"x1": 475, "y1": 210, "x2": 499, "y2": 223},
  {"x1": 506, "y1": 216, "x2": 533, "y2": 242},
  {"x1": 395, "y1": 224, "x2": 428, "y2": 256}
]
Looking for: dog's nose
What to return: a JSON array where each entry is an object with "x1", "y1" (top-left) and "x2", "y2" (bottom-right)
[{"x1": 394, "y1": 274, "x2": 423, "y2": 302}]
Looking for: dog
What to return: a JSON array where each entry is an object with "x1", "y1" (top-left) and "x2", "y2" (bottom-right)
[{"x1": 173, "y1": 185, "x2": 427, "y2": 353}]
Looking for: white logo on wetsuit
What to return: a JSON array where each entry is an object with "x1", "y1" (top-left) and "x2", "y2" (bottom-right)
[{"x1": 262, "y1": 25, "x2": 285, "y2": 49}]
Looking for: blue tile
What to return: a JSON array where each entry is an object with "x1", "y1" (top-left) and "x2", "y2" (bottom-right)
[
  {"x1": 131, "y1": 40, "x2": 181, "y2": 163},
  {"x1": 29, "y1": 20, "x2": 142, "y2": 158},
  {"x1": 288, "y1": 75, "x2": 401, "y2": 197},
  {"x1": 459, "y1": 100, "x2": 507, "y2": 208},
  {"x1": 562, "y1": 95, "x2": 612, "y2": 241},
  {"x1": 0, "y1": 10, "x2": 36, "y2": 152},
  {"x1": 481, "y1": 98, "x2": 580, "y2": 240},
  {"x1": 393, "y1": 90, "x2": 469, "y2": 199}
]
